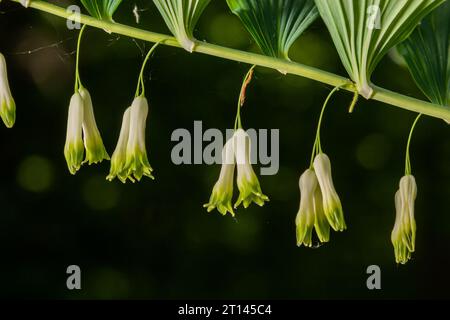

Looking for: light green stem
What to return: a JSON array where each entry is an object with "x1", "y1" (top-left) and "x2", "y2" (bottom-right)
[
  {"x1": 11, "y1": 0, "x2": 450, "y2": 122},
  {"x1": 310, "y1": 86, "x2": 340, "y2": 168},
  {"x1": 405, "y1": 114, "x2": 422, "y2": 176},
  {"x1": 74, "y1": 24, "x2": 87, "y2": 92},
  {"x1": 135, "y1": 42, "x2": 160, "y2": 98}
]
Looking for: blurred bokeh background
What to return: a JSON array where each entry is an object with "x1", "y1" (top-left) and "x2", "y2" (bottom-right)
[{"x1": 0, "y1": 0, "x2": 449, "y2": 299}]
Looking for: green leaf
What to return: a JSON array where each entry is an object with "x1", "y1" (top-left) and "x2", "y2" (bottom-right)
[
  {"x1": 397, "y1": 1, "x2": 449, "y2": 107},
  {"x1": 315, "y1": 0, "x2": 445, "y2": 99},
  {"x1": 152, "y1": 0, "x2": 212, "y2": 52},
  {"x1": 226, "y1": 0, "x2": 319, "y2": 60},
  {"x1": 80, "y1": 0, "x2": 123, "y2": 22}
]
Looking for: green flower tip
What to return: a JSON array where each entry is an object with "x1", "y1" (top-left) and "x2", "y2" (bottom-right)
[
  {"x1": 204, "y1": 181, "x2": 235, "y2": 217},
  {"x1": 0, "y1": 52, "x2": 16, "y2": 128},
  {"x1": 0, "y1": 97, "x2": 15, "y2": 128},
  {"x1": 234, "y1": 179, "x2": 269, "y2": 209},
  {"x1": 107, "y1": 97, "x2": 155, "y2": 183},
  {"x1": 295, "y1": 169, "x2": 330, "y2": 248},
  {"x1": 391, "y1": 175, "x2": 417, "y2": 265},
  {"x1": 313, "y1": 153, "x2": 346, "y2": 232}
]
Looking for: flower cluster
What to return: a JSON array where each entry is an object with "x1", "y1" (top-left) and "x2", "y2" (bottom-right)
[
  {"x1": 295, "y1": 153, "x2": 346, "y2": 247},
  {"x1": 0, "y1": 53, "x2": 15, "y2": 129},
  {"x1": 204, "y1": 129, "x2": 269, "y2": 217}
]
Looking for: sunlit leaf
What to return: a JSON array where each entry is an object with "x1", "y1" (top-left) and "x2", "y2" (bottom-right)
[
  {"x1": 153, "y1": 0, "x2": 212, "y2": 52},
  {"x1": 397, "y1": 1, "x2": 449, "y2": 107},
  {"x1": 315, "y1": 0, "x2": 445, "y2": 99},
  {"x1": 80, "y1": 0, "x2": 123, "y2": 22},
  {"x1": 226, "y1": 0, "x2": 319, "y2": 60}
]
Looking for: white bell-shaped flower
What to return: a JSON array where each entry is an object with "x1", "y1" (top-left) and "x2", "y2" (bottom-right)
[
  {"x1": 204, "y1": 137, "x2": 236, "y2": 216},
  {"x1": 79, "y1": 87, "x2": 110, "y2": 165},
  {"x1": 64, "y1": 93, "x2": 85, "y2": 174},
  {"x1": 233, "y1": 129, "x2": 269, "y2": 209},
  {"x1": 313, "y1": 153, "x2": 346, "y2": 232},
  {"x1": 391, "y1": 175, "x2": 417, "y2": 264}
]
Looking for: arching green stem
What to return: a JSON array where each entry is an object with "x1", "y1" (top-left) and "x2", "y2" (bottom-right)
[
  {"x1": 10, "y1": 0, "x2": 450, "y2": 122},
  {"x1": 310, "y1": 86, "x2": 341, "y2": 168},
  {"x1": 135, "y1": 42, "x2": 161, "y2": 98},
  {"x1": 74, "y1": 24, "x2": 87, "y2": 92},
  {"x1": 405, "y1": 114, "x2": 422, "y2": 175}
]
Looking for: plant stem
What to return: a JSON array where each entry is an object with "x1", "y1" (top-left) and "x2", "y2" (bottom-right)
[
  {"x1": 405, "y1": 114, "x2": 422, "y2": 176},
  {"x1": 234, "y1": 65, "x2": 256, "y2": 130},
  {"x1": 135, "y1": 42, "x2": 160, "y2": 98},
  {"x1": 74, "y1": 24, "x2": 87, "y2": 92},
  {"x1": 11, "y1": 0, "x2": 450, "y2": 122},
  {"x1": 310, "y1": 86, "x2": 340, "y2": 168}
]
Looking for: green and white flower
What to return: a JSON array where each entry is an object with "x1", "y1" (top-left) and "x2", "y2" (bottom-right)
[
  {"x1": 64, "y1": 87, "x2": 109, "y2": 174},
  {"x1": 124, "y1": 96, "x2": 154, "y2": 181},
  {"x1": 391, "y1": 175, "x2": 417, "y2": 264},
  {"x1": 204, "y1": 137, "x2": 236, "y2": 216},
  {"x1": 107, "y1": 107, "x2": 132, "y2": 183},
  {"x1": 64, "y1": 93, "x2": 85, "y2": 175},
  {"x1": 313, "y1": 153, "x2": 346, "y2": 232},
  {"x1": 79, "y1": 87, "x2": 110, "y2": 165},
  {"x1": 0, "y1": 52, "x2": 16, "y2": 128},
  {"x1": 108, "y1": 96, "x2": 154, "y2": 183},
  {"x1": 234, "y1": 129, "x2": 269, "y2": 209},
  {"x1": 296, "y1": 169, "x2": 330, "y2": 247}
]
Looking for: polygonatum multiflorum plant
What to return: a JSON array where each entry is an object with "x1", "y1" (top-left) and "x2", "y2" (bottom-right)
[{"x1": 1, "y1": 0, "x2": 449, "y2": 265}]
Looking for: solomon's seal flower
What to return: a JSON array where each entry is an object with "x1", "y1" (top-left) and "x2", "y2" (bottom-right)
[
  {"x1": 234, "y1": 129, "x2": 269, "y2": 209},
  {"x1": 124, "y1": 96, "x2": 154, "y2": 181},
  {"x1": 313, "y1": 153, "x2": 346, "y2": 232},
  {"x1": 64, "y1": 93, "x2": 85, "y2": 174},
  {"x1": 0, "y1": 52, "x2": 16, "y2": 128},
  {"x1": 296, "y1": 169, "x2": 316, "y2": 247},
  {"x1": 296, "y1": 169, "x2": 330, "y2": 247},
  {"x1": 79, "y1": 87, "x2": 110, "y2": 165},
  {"x1": 391, "y1": 175, "x2": 417, "y2": 264},
  {"x1": 204, "y1": 137, "x2": 236, "y2": 217},
  {"x1": 107, "y1": 107, "x2": 132, "y2": 183}
]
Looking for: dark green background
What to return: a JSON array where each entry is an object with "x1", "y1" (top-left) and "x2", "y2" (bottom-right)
[{"x1": 0, "y1": 0, "x2": 449, "y2": 299}]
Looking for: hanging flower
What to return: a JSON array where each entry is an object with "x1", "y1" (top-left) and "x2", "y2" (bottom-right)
[
  {"x1": 204, "y1": 137, "x2": 236, "y2": 216},
  {"x1": 64, "y1": 93, "x2": 85, "y2": 175},
  {"x1": 391, "y1": 175, "x2": 417, "y2": 264},
  {"x1": 79, "y1": 87, "x2": 110, "y2": 165},
  {"x1": 234, "y1": 129, "x2": 269, "y2": 209},
  {"x1": 0, "y1": 52, "x2": 16, "y2": 128},
  {"x1": 296, "y1": 169, "x2": 331, "y2": 247},
  {"x1": 107, "y1": 107, "x2": 132, "y2": 183},
  {"x1": 313, "y1": 180, "x2": 330, "y2": 244},
  {"x1": 108, "y1": 97, "x2": 154, "y2": 183},
  {"x1": 124, "y1": 96, "x2": 154, "y2": 181},
  {"x1": 313, "y1": 153, "x2": 346, "y2": 232}
]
